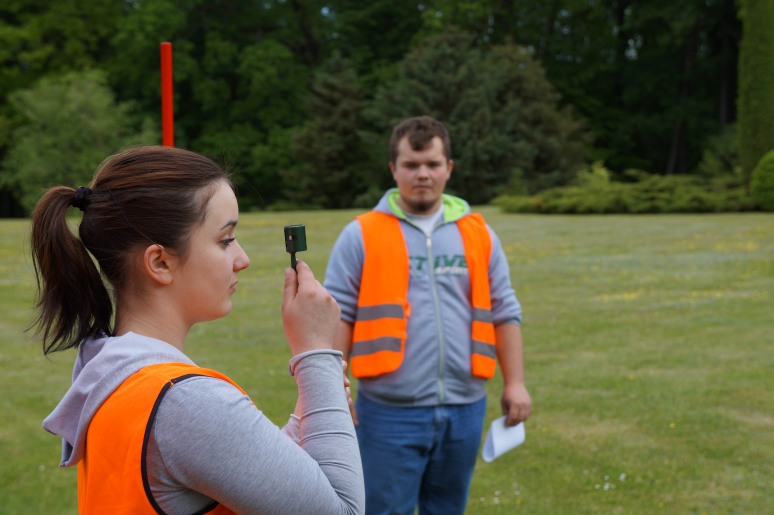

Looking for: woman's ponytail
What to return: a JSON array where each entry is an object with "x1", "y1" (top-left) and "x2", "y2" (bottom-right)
[{"x1": 30, "y1": 186, "x2": 112, "y2": 355}]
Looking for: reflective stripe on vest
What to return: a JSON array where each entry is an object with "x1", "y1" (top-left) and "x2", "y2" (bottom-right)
[
  {"x1": 351, "y1": 211, "x2": 496, "y2": 379},
  {"x1": 77, "y1": 362, "x2": 241, "y2": 514}
]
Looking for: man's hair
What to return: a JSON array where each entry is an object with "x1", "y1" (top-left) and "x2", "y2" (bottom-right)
[{"x1": 389, "y1": 116, "x2": 452, "y2": 163}]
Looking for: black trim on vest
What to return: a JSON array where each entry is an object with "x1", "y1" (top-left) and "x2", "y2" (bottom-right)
[{"x1": 141, "y1": 373, "x2": 223, "y2": 515}]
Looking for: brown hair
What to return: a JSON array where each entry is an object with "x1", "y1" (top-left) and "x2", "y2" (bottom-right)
[
  {"x1": 30, "y1": 145, "x2": 232, "y2": 355},
  {"x1": 388, "y1": 116, "x2": 452, "y2": 163}
]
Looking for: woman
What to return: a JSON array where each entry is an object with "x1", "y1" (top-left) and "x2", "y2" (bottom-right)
[{"x1": 31, "y1": 146, "x2": 363, "y2": 514}]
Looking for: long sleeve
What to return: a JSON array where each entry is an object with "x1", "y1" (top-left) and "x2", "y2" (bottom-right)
[
  {"x1": 323, "y1": 220, "x2": 364, "y2": 323},
  {"x1": 148, "y1": 352, "x2": 364, "y2": 514}
]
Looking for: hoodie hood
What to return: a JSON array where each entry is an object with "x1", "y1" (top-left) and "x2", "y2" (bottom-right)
[
  {"x1": 375, "y1": 188, "x2": 471, "y2": 223},
  {"x1": 43, "y1": 332, "x2": 194, "y2": 467}
]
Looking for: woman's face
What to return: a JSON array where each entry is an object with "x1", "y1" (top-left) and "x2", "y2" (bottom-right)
[{"x1": 172, "y1": 181, "x2": 250, "y2": 324}]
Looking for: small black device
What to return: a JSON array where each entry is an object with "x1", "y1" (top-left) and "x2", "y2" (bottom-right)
[{"x1": 284, "y1": 224, "x2": 307, "y2": 270}]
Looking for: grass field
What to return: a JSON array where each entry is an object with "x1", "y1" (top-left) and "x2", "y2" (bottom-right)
[{"x1": 1, "y1": 207, "x2": 772, "y2": 514}]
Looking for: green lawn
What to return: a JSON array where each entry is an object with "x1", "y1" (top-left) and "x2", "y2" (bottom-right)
[{"x1": 1, "y1": 208, "x2": 772, "y2": 514}]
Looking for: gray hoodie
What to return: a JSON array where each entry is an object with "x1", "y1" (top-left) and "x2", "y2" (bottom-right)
[
  {"x1": 323, "y1": 189, "x2": 522, "y2": 407},
  {"x1": 43, "y1": 332, "x2": 364, "y2": 514}
]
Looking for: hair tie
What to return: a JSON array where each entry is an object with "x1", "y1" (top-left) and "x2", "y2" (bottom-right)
[{"x1": 72, "y1": 186, "x2": 92, "y2": 211}]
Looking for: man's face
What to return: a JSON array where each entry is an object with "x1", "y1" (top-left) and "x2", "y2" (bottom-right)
[{"x1": 390, "y1": 136, "x2": 453, "y2": 215}]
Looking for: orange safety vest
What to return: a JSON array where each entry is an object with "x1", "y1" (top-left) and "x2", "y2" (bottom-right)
[
  {"x1": 78, "y1": 362, "x2": 242, "y2": 514},
  {"x1": 350, "y1": 211, "x2": 497, "y2": 379}
]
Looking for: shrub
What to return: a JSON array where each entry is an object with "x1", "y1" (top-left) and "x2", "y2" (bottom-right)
[
  {"x1": 697, "y1": 124, "x2": 740, "y2": 178},
  {"x1": 495, "y1": 172, "x2": 754, "y2": 214},
  {"x1": 750, "y1": 149, "x2": 774, "y2": 211}
]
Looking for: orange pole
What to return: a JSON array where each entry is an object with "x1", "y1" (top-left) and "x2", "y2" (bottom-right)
[{"x1": 160, "y1": 42, "x2": 174, "y2": 146}]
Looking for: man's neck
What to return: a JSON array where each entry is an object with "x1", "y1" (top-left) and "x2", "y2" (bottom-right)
[{"x1": 396, "y1": 196, "x2": 442, "y2": 216}]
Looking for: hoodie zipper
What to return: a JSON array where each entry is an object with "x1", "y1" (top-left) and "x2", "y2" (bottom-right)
[{"x1": 426, "y1": 233, "x2": 447, "y2": 405}]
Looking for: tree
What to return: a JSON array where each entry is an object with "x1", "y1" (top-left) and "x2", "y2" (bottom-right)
[
  {"x1": 0, "y1": 0, "x2": 125, "y2": 216},
  {"x1": 285, "y1": 53, "x2": 370, "y2": 209},
  {"x1": 737, "y1": 0, "x2": 774, "y2": 180},
  {"x1": 0, "y1": 0, "x2": 748, "y2": 212},
  {"x1": 366, "y1": 27, "x2": 590, "y2": 202},
  {"x1": 105, "y1": 0, "x2": 325, "y2": 208},
  {"x1": 324, "y1": 0, "x2": 425, "y2": 91},
  {"x1": 416, "y1": 0, "x2": 741, "y2": 177},
  {"x1": 195, "y1": 38, "x2": 310, "y2": 209},
  {"x1": 2, "y1": 70, "x2": 158, "y2": 213}
]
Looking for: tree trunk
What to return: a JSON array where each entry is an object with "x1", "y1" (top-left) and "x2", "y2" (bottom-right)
[{"x1": 666, "y1": 21, "x2": 699, "y2": 174}]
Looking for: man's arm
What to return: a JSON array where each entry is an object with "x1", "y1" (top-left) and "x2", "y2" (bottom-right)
[
  {"x1": 495, "y1": 322, "x2": 532, "y2": 426},
  {"x1": 334, "y1": 320, "x2": 353, "y2": 364},
  {"x1": 334, "y1": 320, "x2": 357, "y2": 425}
]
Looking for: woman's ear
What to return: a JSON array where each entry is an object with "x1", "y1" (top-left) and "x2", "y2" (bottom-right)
[{"x1": 143, "y1": 244, "x2": 176, "y2": 285}]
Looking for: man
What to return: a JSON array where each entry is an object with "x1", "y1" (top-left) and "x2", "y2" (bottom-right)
[{"x1": 324, "y1": 115, "x2": 532, "y2": 515}]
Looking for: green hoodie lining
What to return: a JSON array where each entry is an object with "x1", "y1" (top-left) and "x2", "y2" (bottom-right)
[{"x1": 386, "y1": 189, "x2": 468, "y2": 222}]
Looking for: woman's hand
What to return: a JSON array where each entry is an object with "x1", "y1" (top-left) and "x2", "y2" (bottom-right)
[{"x1": 282, "y1": 261, "x2": 341, "y2": 356}]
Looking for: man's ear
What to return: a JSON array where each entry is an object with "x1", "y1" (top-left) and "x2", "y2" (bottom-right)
[
  {"x1": 389, "y1": 161, "x2": 397, "y2": 180},
  {"x1": 447, "y1": 159, "x2": 454, "y2": 176},
  {"x1": 143, "y1": 244, "x2": 175, "y2": 285}
]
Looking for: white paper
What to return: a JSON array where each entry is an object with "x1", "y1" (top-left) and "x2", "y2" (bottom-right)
[{"x1": 482, "y1": 417, "x2": 525, "y2": 462}]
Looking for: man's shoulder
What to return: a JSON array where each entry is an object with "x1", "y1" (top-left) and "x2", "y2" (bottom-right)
[{"x1": 457, "y1": 211, "x2": 490, "y2": 231}]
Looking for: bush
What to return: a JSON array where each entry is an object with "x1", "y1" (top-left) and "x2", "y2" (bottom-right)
[
  {"x1": 494, "y1": 171, "x2": 754, "y2": 214},
  {"x1": 697, "y1": 124, "x2": 740, "y2": 178},
  {"x1": 750, "y1": 149, "x2": 774, "y2": 211}
]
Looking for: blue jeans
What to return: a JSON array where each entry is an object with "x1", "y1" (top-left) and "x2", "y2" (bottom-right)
[{"x1": 355, "y1": 394, "x2": 487, "y2": 515}]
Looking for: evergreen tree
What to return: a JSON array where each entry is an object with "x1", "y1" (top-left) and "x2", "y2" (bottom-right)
[
  {"x1": 286, "y1": 52, "x2": 369, "y2": 209},
  {"x1": 367, "y1": 27, "x2": 589, "y2": 202},
  {"x1": 737, "y1": 0, "x2": 774, "y2": 180}
]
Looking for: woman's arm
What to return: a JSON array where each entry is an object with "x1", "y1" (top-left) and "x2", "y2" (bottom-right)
[{"x1": 149, "y1": 352, "x2": 363, "y2": 514}]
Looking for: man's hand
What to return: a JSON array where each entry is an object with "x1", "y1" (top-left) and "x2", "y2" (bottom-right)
[
  {"x1": 501, "y1": 383, "x2": 532, "y2": 426},
  {"x1": 342, "y1": 361, "x2": 359, "y2": 426}
]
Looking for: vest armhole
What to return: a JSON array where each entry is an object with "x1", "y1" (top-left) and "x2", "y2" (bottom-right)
[
  {"x1": 192, "y1": 500, "x2": 221, "y2": 515},
  {"x1": 141, "y1": 373, "x2": 224, "y2": 515}
]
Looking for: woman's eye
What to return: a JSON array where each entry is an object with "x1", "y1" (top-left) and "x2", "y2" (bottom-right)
[{"x1": 221, "y1": 237, "x2": 236, "y2": 247}]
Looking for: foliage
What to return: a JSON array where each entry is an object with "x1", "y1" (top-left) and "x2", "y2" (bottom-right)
[
  {"x1": 697, "y1": 124, "x2": 740, "y2": 177},
  {"x1": 737, "y1": 0, "x2": 774, "y2": 180},
  {"x1": 1, "y1": 70, "x2": 158, "y2": 213},
  {"x1": 0, "y1": 0, "x2": 125, "y2": 151},
  {"x1": 419, "y1": 0, "x2": 741, "y2": 177},
  {"x1": 493, "y1": 164, "x2": 754, "y2": 214},
  {"x1": 244, "y1": 126, "x2": 301, "y2": 210},
  {"x1": 106, "y1": 0, "x2": 320, "y2": 209},
  {"x1": 366, "y1": 26, "x2": 590, "y2": 203},
  {"x1": 325, "y1": 0, "x2": 425, "y2": 91},
  {"x1": 0, "y1": 0, "x2": 754, "y2": 214},
  {"x1": 0, "y1": 1, "x2": 127, "y2": 216},
  {"x1": 285, "y1": 53, "x2": 370, "y2": 209},
  {"x1": 750, "y1": 149, "x2": 774, "y2": 211}
]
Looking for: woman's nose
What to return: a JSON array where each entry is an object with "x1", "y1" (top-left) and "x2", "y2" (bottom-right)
[{"x1": 235, "y1": 242, "x2": 250, "y2": 270}]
